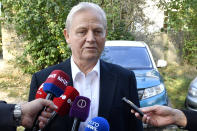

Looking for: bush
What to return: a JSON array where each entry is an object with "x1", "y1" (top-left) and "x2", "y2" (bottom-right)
[
  {"x1": 2, "y1": 0, "x2": 134, "y2": 73},
  {"x1": 2, "y1": 0, "x2": 77, "y2": 73}
]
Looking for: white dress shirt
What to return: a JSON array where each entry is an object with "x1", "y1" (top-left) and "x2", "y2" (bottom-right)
[{"x1": 71, "y1": 57, "x2": 100, "y2": 131}]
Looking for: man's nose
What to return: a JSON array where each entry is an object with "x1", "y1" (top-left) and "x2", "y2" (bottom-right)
[{"x1": 86, "y1": 30, "x2": 96, "y2": 42}]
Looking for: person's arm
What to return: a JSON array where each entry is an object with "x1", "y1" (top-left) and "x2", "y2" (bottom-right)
[
  {"x1": 181, "y1": 109, "x2": 197, "y2": 130},
  {"x1": 21, "y1": 98, "x2": 57, "y2": 128},
  {"x1": 0, "y1": 101, "x2": 16, "y2": 128},
  {"x1": 0, "y1": 99, "x2": 57, "y2": 129},
  {"x1": 131, "y1": 105, "x2": 187, "y2": 127}
]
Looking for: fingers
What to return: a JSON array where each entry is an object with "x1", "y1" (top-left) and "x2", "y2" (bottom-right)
[
  {"x1": 131, "y1": 109, "x2": 151, "y2": 124},
  {"x1": 38, "y1": 116, "x2": 49, "y2": 129},
  {"x1": 38, "y1": 110, "x2": 53, "y2": 129},
  {"x1": 38, "y1": 98, "x2": 58, "y2": 110},
  {"x1": 39, "y1": 121, "x2": 45, "y2": 129},
  {"x1": 46, "y1": 106, "x2": 53, "y2": 113},
  {"x1": 42, "y1": 111, "x2": 52, "y2": 118},
  {"x1": 140, "y1": 106, "x2": 157, "y2": 113}
]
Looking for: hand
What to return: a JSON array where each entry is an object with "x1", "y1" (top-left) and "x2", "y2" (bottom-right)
[
  {"x1": 21, "y1": 98, "x2": 57, "y2": 128},
  {"x1": 131, "y1": 105, "x2": 187, "y2": 127}
]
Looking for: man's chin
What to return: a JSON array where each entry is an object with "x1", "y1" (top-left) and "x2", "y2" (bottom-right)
[{"x1": 83, "y1": 55, "x2": 99, "y2": 61}]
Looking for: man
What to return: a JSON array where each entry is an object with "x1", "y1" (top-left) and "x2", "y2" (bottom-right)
[
  {"x1": 131, "y1": 105, "x2": 197, "y2": 131},
  {"x1": 27, "y1": 2, "x2": 143, "y2": 131},
  {"x1": 0, "y1": 98, "x2": 57, "y2": 131}
]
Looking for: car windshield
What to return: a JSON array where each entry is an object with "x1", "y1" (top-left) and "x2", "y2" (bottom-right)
[{"x1": 101, "y1": 46, "x2": 153, "y2": 69}]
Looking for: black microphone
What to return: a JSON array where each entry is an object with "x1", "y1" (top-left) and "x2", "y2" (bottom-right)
[
  {"x1": 69, "y1": 96, "x2": 91, "y2": 131},
  {"x1": 31, "y1": 70, "x2": 69, "y2": 131}
]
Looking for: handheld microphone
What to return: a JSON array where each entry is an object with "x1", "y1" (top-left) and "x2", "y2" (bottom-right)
[
  {"x1": 35, "y1": 83, "x2": 47, "y2": 99},
  {"x1": 69, "y1": 96, "x2": 91, "y2": 131},
  {"x1": 32, "y1": 70, "x2": 70, "y2": 131},
  {"x1": 41, "y1": 86, "x2": 79, "y2": 131},
  {"x1": 43, "y1": 70, "x2": 70, "y2": 99},
  {"x1": 84, "y1": 117, "x2": 110, "y2": 131}
]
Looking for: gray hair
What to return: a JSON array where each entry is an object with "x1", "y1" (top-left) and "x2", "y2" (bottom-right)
[{"x1": 65, "y1": 2, "x2": 107, "y2": 32}]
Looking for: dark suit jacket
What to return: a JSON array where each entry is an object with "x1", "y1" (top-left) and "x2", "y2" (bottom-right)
[
  {"x1": 182, "y1": 109, "x2": 197, "y2": 131},
  {"x1": 0, "y1": 101, "x2": 16, "y2": 131},
  {"x1": 26, "y1": 58, "x2": 143, "y2": 131}
]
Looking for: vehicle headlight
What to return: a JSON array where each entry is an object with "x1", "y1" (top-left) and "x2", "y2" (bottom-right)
[
  {"x1": 141, "y1": 84, "x2": 165, "y2": 100},
  {"x1": 188, "y1": 86, "x2": 197, "y2": 97}
]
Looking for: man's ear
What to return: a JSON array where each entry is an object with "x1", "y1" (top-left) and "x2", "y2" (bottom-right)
[{"x1": 63, "y1": 29, "x2": 70, "y2": 44}]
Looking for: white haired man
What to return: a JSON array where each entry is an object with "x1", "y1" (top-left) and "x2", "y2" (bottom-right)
[{"x1": 27, "y1": 2, "x2": 143, "y2": 131}]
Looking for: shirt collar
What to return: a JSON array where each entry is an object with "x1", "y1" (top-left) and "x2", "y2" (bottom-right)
[{"x1": 71, "y1": 56, "x2": 100, "y2": 80}]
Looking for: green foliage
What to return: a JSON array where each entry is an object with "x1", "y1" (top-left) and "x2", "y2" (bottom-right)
[
  {"x1": 160, "y1": 0, "x2": 197, "y2": 65},
  {"x1": 2, "y1": 0, "x2": 76, "y2": 73},
  {"x1": 2, "y1": 0, "x2": 135, "y2": 73},
  {"x1": 159, "y1": 64, "x2": 197, "y2": 109},
  {"x1": 107, "y1": 22, "x2": 135, "y2": 40}
]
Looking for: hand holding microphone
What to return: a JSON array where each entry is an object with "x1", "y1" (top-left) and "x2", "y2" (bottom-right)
[{"x1": 31, "y1": 70, "x2": 70, "y2": 131}]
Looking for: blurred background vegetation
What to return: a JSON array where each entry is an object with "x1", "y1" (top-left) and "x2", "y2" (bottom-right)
[{"x1": 1, "y1": 0, "x2": 196, "y2": 74}]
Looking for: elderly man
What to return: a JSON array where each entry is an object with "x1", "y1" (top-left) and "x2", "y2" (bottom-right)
[{"x1": 27, "y1": 2, "x2": 143, "y2": 131}]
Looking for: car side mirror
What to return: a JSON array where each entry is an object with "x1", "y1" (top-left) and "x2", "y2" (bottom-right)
[{"x1": 157, "y1": 59, "x2": 167, "y2": 68}]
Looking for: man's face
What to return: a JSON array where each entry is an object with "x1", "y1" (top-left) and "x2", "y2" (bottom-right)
[{"x1": 64, "y1": 9, "x2": 106, "y2": 63}]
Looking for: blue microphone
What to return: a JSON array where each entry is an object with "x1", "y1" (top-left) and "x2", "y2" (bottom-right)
[{"x1": 84, "y1": 117, "x2": 110, "y2": 131}]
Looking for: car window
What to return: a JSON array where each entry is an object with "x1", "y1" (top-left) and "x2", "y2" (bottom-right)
[{"x1": 101, "y1": 46, "x2": 153, "y2": 69}]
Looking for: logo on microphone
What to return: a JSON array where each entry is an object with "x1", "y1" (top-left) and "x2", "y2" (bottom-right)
[
  {"x1": 77, "y1": 99, "x2": 87, "y2": 108},
  {"x1": 57, "y1": 76, "x2": 68, "y2": 86},
  {"x1": 67, "y1": 99, "x2": 72, "y2": 104},
  {"x1": 88, "y1": 120, "x2": 99, "y2": 127},
  {"x1": 60, "y1": 95, "x2": 67, "y2": 100},
  {"x1": 38, "y1": 84, "x2": 44, "y2": 90}
]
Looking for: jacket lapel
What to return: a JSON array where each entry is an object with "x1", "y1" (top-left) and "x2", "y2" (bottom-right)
[{"x1": 98, "y1": 60, "x2": 117, "y2": 119}]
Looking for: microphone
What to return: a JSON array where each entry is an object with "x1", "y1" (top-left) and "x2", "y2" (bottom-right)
[
  {"x1": 41, "y1": 86, "x2": 79, "y2": 131},
  {"x1": 32, "y1": 70, "x2": 70, "y2": 131},
  {"x1": 35, "y1": 83, "x2": 47, "y2": 99},
  {"x1": 84, "y1": 117, "x2": 110, "y2": 131},
  {"x1": 69, "y1": 96, "x2": 91, "y2": 131},
  {"x1": 43, "y1": 70, "x2": 70, "y2": 99}
]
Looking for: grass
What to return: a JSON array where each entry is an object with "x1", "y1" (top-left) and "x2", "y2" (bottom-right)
[
  {"x1": 0, "y1": 68, "x2": 31, "y2": 102},
  {"x1": 159, "y1": 64, "x2": 197, "y2": 109},
  {"x1": 0, "y1": 61, "x2": 31, "y2": 131}
]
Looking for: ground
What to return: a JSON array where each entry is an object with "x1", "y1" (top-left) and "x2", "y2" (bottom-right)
[{"x1": 0, "y1": 56, "x2": 31, "y2": 104}]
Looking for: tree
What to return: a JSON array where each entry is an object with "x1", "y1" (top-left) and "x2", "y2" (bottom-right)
[
  {"x1": 2, "y1": 0, "x2": 77, "y2": 73},
  {"x1": 2, "y1": 0, "x2": 149, "y2": 73},
  {"x1": 159, "y1": 0, "x2": 197, "y2": 65}
]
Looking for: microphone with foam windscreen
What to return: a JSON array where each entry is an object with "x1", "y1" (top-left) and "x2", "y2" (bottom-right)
[
  {"x1": 69, "y1": 96, "x2": 91, "y2": 131},
  {"x1": 41, "y1": 86, "x2": 79, "y2": 131},
  {"x1": 84, "y1": 117, "x2": 110, "y2": 131},
  {"x1": 43, "y1": 70, "x2": 70, "y2": 99},
  {"x1": 32, "y1": 70, "x2": 70, "y2": 131},
  {"x1": 35, "y1": 83, "x2": 47, "y2": 99}
]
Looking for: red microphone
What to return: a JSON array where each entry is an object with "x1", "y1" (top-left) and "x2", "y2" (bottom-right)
[
  {"x1": 35, "y1": 83, "x2": 47, "y2": 99},
  {"x1": 53, "y1": 86, "x2": 79, "y2": 116},
  {"x1": 43, "y1": 70, "x2": 70, "y2": 99},
  {"x1": 41, "y1": 86, "x2": 79, "y2": 131},
  {"x1": 32, "y1": 70, "x2": 70, "y2": 131}
]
